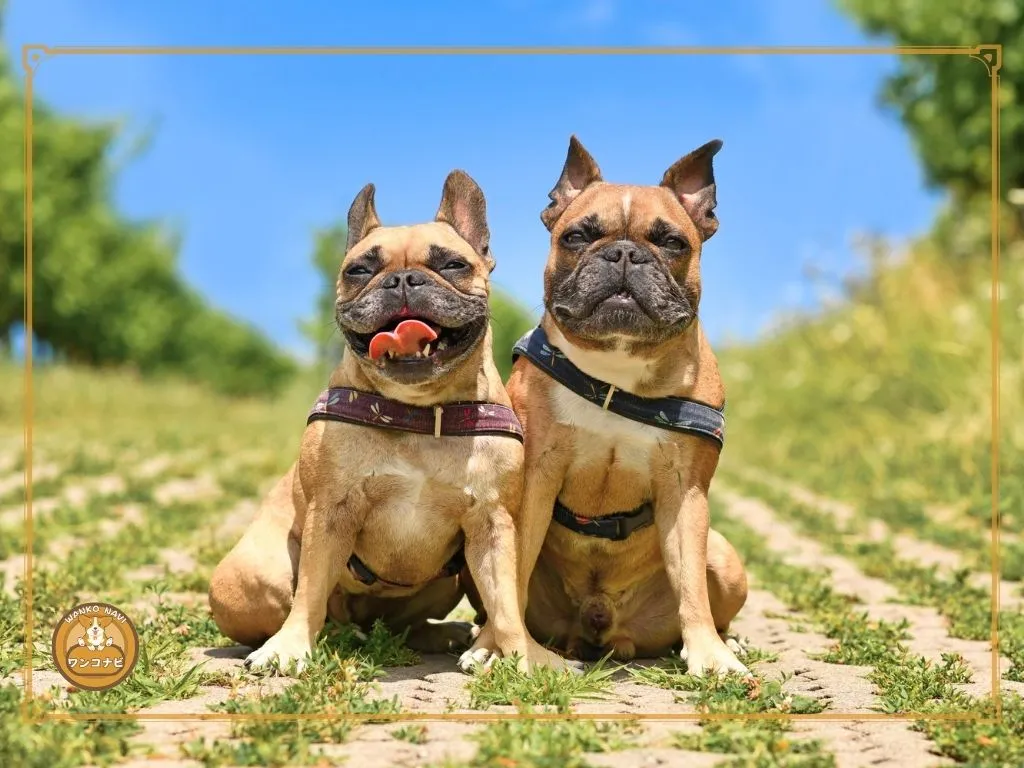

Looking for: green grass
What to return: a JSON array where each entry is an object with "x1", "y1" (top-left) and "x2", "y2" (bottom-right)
[
  {"x1": 713, "y1": 498, "x2": 1024, "y2": 766},
  {"x1": 465, "y1": 655, "x2": 616, "y2": 710},
  {"x1": 637, "y1": 665, "x2": 834, "y2": 767},
  {"x1": 719, "y1": 225, "x2": 1023, "y2": 542},
  {"x1": 436, "y1": 713, "x2": 641, "y2": 768},
  {"x1": 0, "y1": 360, "x2": 318, "y2": 765},
  {"x1": 182, "y1": 631, "x2": 409, "y2": 767},
  {"x1": 3, "y1": 212, "x2": 1023, "y2": 765},
  {"x1": 630, "y1": 622, "x2": 832, "y2": 766},
  {"x1": 0, "y1": 684, "x2": 140, "y2": 768},
  {"x1": 723, "y1": 473, "x2": 1024, "y2": 683},
  {"x1": 391, "y1": 724, "x2": 428, "y2": 744},
  {"x1": 708, "y1": 215, "x2": 1024, "y2": 765}
]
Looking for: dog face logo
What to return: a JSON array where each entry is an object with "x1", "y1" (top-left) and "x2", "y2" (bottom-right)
[
  {"x1": 80, "y1": 615, "x2": 115, "y2": 650},
  {"x1": 52, "y1": 603, "x2": 139, "y2": 691}
]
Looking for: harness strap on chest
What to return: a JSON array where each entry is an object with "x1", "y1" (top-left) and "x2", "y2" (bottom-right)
[
  {"x1": 303, "y1": 388, "x2": 513, "y2": 590},
  {"x1": 552, "y1": 499, "x2": 654, "y2": 541},
  {"x1": 347, "y1": 546, "x2": 466, "y2": 588},
  {"x1": 307, "y1": 387, "x2": 524, "y2": 443},
  {"x1": 511, "y1": 326, "x2": 725, "y2": 448}
]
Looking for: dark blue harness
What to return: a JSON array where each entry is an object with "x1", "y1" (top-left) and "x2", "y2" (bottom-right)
[{"x1": 512, "y1": 325, "x2": 726, "y2": 541}]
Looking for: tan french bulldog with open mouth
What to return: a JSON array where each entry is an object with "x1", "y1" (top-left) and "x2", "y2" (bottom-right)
[
  {"x1": 506, "y1": 137, "x2": 749, "y2": 676},
  {"x1": 209, "y1": 171, "x2": 568, "y2": 674}
]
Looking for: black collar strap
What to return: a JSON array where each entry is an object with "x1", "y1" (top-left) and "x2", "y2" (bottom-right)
[
  {"x1": 512, "y1": 326, "x2": 725, "y2": 449},
  {"x1": 347, "y1": 546, "x2": 465, "y2": 589},
  {"x1": 552, "y1": 499, "x2": 654, "y2": 541}
]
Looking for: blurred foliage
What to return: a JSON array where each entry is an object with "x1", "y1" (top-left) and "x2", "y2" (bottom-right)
[
  {"x1": 0, "y1": 8, "x2": 295, "y2": 396},
  {"x1": 489, "y1": 287, "x2": 537, "y2": 380},
  {"x1": 838, "y1": 0, "x2": 1023, "y2": 202},
  {"x1": 298, "y1": 216, "x2": 536, "y2": 381},
  {"x1": 722, "y1": 2, "x2": 1024, "y2": 561},
  {"x1": 298, "y1": 224, "x2": 347, "y2": 380},
  {"x1": 719, "y1": 203, "x2": 1022, "y2": 534}
]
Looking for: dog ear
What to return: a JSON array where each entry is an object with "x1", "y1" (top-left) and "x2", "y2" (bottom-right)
[
  {"x1": 540, "y1": 135, "x2": 603, "y2": 231},
  {"x1": 436, "y1": 169, "x2": 493, "y2": 271},
  {"x1": 99, "y1": 617, "x2": 113, "y2": 627},
  {"x1": 660, "y1": 139, "x2": 723, "y2": 242},
  {"x1": 78, "y1": 616, "x2": 92, "y2": 628},
  {"x1": 346, "y1": 183, "x2": 382, "y2": 253}
]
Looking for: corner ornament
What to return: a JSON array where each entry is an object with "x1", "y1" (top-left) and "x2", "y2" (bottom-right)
[
  {"x1": 969, "y1": 45, "x2": 1002, "y2": 78},
  {"x1": 22, "y1": 45, "x2": 52, "y2": 76}
]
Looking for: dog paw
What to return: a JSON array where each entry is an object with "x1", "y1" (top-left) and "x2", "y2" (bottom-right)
[
  {"x1": 723, "y1": 633, "x2": 749, "y2": 658},
  {"x1": 457, "y1": 626, "x2": 580, "y2": 675},
  {"x1": 243, "y1": 632, "x2": 313, "y2": 676},
  {"x1": 407, "y1": 620, "x2": 477, "y2": 654},
  {"x1": 458, "y1": 644, "x2": 500, "y2": 673},
  {"x1": 680, "y1": 635, "x2": 749, "y2": 678},
  {"x1": 525, "y1": 642, "x2": 583, "y2": 674}
]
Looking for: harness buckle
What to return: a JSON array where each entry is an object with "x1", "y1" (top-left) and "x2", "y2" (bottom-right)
[{"x1": 614, "y1": 504, "x2": 654, "y2": 539}]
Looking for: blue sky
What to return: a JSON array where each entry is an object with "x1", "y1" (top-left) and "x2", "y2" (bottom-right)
[{"x1": 5, "y1": 0, "x2": 942, "y2": 359}]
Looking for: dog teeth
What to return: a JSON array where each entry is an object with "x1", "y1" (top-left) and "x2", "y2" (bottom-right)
[
  {"x1": 423, "y1": 343, "x2": 431, "y2": 356},
  {"x1": 437, "y1": 340, "x2": 447, "y2": 351}
]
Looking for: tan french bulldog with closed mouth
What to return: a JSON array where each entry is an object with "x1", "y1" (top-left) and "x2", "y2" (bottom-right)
[
  {"x1": 506, "y1": 136, "x2": 749, "y2": 676},
  {"x1": 209, "y1": 171, "x2": 570, "y2": 674}
]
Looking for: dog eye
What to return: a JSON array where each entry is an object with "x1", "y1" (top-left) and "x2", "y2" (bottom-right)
[
  {"x1": 345, "y1": 264, "x2": 373, "y2": 277},
  {"x1": 562, "y1": 231, "x2": 587, "y2": 247},
  {"x1": 441, "y1": 259, "x2": 468, "y2": 271},
  {"x1": 662, "y1": 236, "x2": 689, "y2": 252}
]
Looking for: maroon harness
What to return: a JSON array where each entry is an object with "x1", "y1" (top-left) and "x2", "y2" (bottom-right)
[{"x1": 306, "y1": 386, "x2": 524, "y2": 588}]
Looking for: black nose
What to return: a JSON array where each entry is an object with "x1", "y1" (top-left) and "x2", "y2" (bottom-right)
[
  {"x1": 584, "y1": 606, "x2": 612, "y2": 633},
  {"x1": 381, "y1": 270, "x2": 428, "y2": 290},
  {"x1": 599, "y1": 240, "x2": 652, "y2": 265}
]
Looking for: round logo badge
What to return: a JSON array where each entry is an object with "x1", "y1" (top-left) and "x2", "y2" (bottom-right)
[{"x1": 51, "y1": 603, "x2": 140, "y2": 691}]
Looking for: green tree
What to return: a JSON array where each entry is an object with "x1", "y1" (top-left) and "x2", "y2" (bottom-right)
[
  {"x1": 489, "y1": 289, "x2": 536, "y2": 380},
  {"x1": 298, "y1": 224, "x2": 346, "y2": 379},
  {"x1": 837, "y1": 0, "x2": 1023, "y2": 201},
  {"x1": 0, "y1": 6, "x2": 295, "y2": 395}
]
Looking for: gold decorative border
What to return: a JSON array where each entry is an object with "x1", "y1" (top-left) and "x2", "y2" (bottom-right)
[{"x1": 21, "y1": 44, "x2": 1004, "y2": 725}]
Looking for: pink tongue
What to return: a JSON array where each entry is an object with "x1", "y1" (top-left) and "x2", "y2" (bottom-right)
[{"x1": 368, "y1": 320, "x2": 438, "y2": 361}]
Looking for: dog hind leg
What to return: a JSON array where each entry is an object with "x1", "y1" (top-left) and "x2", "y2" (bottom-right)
[
  {"x1": 209, "y1": 471, "x2": 299, "y2": 648},
  {"x1": 706, "y1": 527, "x2": 748, "y2": 633}
]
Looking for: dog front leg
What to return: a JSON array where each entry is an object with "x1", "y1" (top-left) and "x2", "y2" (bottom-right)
[
  {"x1": 458, "y1": 501, "x2": 527, "y2": 662},
  {"x1": 457, "y1": 496, "x2": 572, "y2": 673},
  {"x1": 513, "y1": 454, "x2": 566, "y2": 618},
  {"x1": 245, "y1": 494, "x2": 362, "y2": 675},
  {"x1": 654, "y1": 475, "x2": 748, "y2": 678}
]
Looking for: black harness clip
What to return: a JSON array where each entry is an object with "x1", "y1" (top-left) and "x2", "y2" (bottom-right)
[{"x1": 552, "y1": 499, "x2": 654, "y2": 542}]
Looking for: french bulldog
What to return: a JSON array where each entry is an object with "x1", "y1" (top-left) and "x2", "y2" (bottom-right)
[
  {"x1": 506, "y1": 137, "x2": 749, "y2": 676},
  {"x1": 209, "y1": 171, "x2": 568, "y2": 673}
]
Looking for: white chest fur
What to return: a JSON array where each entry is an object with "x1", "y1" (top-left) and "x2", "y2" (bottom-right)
[
  {"x1": 352, "y1": 437, "x2": 501, "y2": 533},
  {"x1": 551, "y1": 385, "x2": 666, "y2": 473},
  {"x1": 364, "y1": 456, "x2": 432, "y2": 538},
  {"x1": 546, "y1": 326, "x2": 697, "y2": 393},
  {"x1": 547, "y1": 327, "x2": 659, "y2": 392}
]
